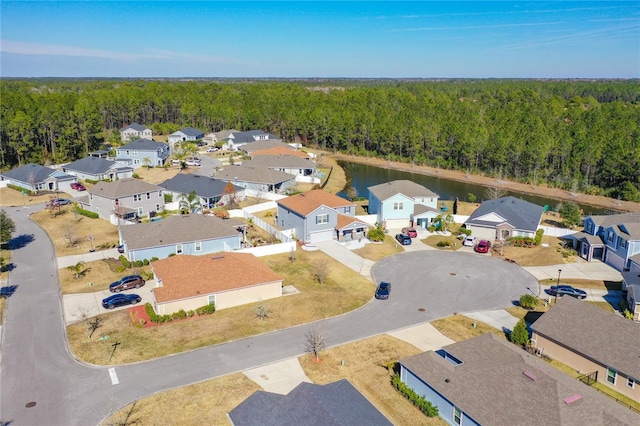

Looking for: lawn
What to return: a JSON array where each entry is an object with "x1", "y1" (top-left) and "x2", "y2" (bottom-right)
[
  {"x1": 320, "y1": 154, "x2": 347, "y2": 194},
  {"x1": 422, "y1": 234, "x2": 463, "y2": 251},
  {"x1": 430, "y1": 314, "x2": 505, "y2": 342},
  {"x1": 132, "y1": 166, "x2": 180, "y2": 184},
  {"x1": 0, "y1": 187, "x2": 74, "y2": 207},
  {"x1": 352, "y1": 235, "x2": 404, "y2": 261},
  {"x1": 495, "y1": 235, "x2": 566, "y2": 266},
  {"x1": 67, "y1": 251, "x2": 374, "y2": 364},
  {"x1": 59, "y1": 259, "x2": 152, "y2": 294}
]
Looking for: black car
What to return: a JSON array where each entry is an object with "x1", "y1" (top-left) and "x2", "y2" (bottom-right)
[
  {"x1": 395, "y1": 233, "x2": 412, "y2": 245},
  {"x1": 109, "y1": 275, "x2": 145, "y2": 293},
  {"x1": 547, "y1": 285, "x2": 587, "y2": 299},
  {"x1": 375, "y1": 281, "x2": 391, "y2": 299},
  {"x1": 102, "y1": 293, "x2": 141, "y2": 309}
]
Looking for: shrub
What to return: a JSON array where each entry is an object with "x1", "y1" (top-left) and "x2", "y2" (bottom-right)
[
  {"x1": 132, "y1": 173, "x2": 140, "y2": 179},
  {"x1": 534, "y1": 229, "x2": 544, "y2": 246},
  {"x1": 391, "y1": 373, "x2": 439, "y2": 417},
  {"x1": 115, "y1": 266, "x2": 126, "y2": 273},
  {"x1": 519, "y1": 294, "x2": 538, "y2": 309},
  {"x1": 143, "y1": 258, "x2": 150, "y2": 265},
  {"x1": 150, "y1": 257, "x2": 159, "y2": 262},
  {"x1": 195, "y1": 303, "x2": 216, "y2": 315},
  {"x1": 119, "y1": 255, "x2": 131, "y2": 269},
  {"x1": 133, "y1": 260, "x2": 144, "y2": 267},
  {"x1": 168, "y1": 253, "x2": 176, "y2": 257},
  {"x1": 84, "y1": 179, "x2": 98, "y2": 184},
  {"x1": 187, "y1": 310, "x2": 195, "y2": 317},
  {"x1": 510, "y1": 318, "x2": 530, "y2": 346},
  {"x1": 367, "y1": 224, "x2": 386, "y2": 242},
  {"x1": 73, "y1": 206, "x2": 99, "y2": 219},
  {"x1": 264, "y1": 211, "x2": 273, "y2": 217},
  {"x1": 457, "y1": 227, "x2": 471, "y2": 236},
  {"x1": 7, "y1": 184, "x2": 34, "y2": 195},
  {"x1": 436, "y1": 241, "x2": 451, "y2": 248},
  {"x1": 509, "y1": 237, "x2": 535, "y2": 247},
  {"x1": 164, "y1": 193, "x2": 173, "y2": 203}
]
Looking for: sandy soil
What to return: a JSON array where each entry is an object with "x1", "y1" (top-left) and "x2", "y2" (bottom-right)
[{"x1": 333, "y1": 153, "x2": 640, "y2": 213}]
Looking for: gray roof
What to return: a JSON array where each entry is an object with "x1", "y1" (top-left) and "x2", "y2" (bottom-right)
[
  {"x1": 215, "y1": 164, "x2": 296, "y2": 185},
  {"x1": 572, "y1": 231, "x2": 605, "y2": 245},
  {"x1": 118, "y1": 139, "x2": 167, "y2": 151},
  {"x1": 89, "y1": 178, "x2": 163, "y2": 199},
  {"x1": 400, "y1": 333, "x2": 640, "y2": 426},
  {"x1": 465, "y1": 196, "x2": 543, "y2": 233},
  {"x1": 120, "y1": 215, "x2": 242, "y2": 250},
  {"x1": 617, "y1": 222, "x2": 640, "y2": 239},
  {"x1": 63, "y1": 157, "x2": 130, "y2": 175},
  {"x1": 246, "y1": 155, "x2": 316, "y2": 169},
  {"x1": 368, "y1": 180, "x2": 439, "y2": 201},
  {"x1": 532, "y1": 296, "x2": 640, "y2": 380},
  {"x1": 173, "y1": 127, "x2": 204, "y2": 138},
  {"x1": 412, "y1": 204, "x2": 440, "y2": 216},
  {"x1": 242, "y1": 139, "x2": 290, "y2": 153},
  {"x1": 0, "y1": 163, "x2": 69, "y2": 184},
  {"x1": 228, "y1": 130, "x2": 279, "y2": 144},
  {"x1": 120, "y1": 123, "x2": 148, "y2": 132},
  {"x1": 158, "y1": 174, "x2": 241, "y2": 198},
  {"x1": 228, "y1": 379, "x2": 392, "y2": 426},
  {"x1": 589, "y1": 212, "x2": 640, "y2": 227}
]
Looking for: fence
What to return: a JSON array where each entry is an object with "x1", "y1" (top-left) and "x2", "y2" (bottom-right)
[
  {"x1": 538, "y1": 225, "x2": 577, "y2": 238},
  {"x1": 242, "y1": 210, "x2": 293, "y2": 243},
  {"x1": 236, "y1": 241, "x2": 297, "y2": 257}
]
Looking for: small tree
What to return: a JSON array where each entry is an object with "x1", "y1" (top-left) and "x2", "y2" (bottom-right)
[
  {"x1": 367, "y1": 224, "x2": 385, "y2": 242},
  {"x1": 304, "y1": 326, "x2": 326, "y2": 362},
  {"x1": 179, "y1": 190, "x2": 202, "y2": 214},
  {"x1": 453, "y1": 197, "x2": 459, "y2": 214},
  {"x1": 254, "y1": 299, "x2": 272, "y2": 321},
  {"x1": 467, "y1": 193, "x2": 476, "y2": 203},
  {"x1": 0, "y1": 210, "x2": 16, "y2": 243},
  {"x1": 313, "y1": 259, "x2": 330, "y2": 285},
  {"x1": 484, "y1": 186, "x2": 507, "y2": 200},
  {"x1": 559, "y1": 202, "x2": 582, "y2": 229},
  {"x1": 519, "y1": 294, "x2": 538, "y2": 310},
  {"x1": 510, "y1": 318, "x2": 530, "y2": 347},
  {"x1": 63, "y1": 225, "x2": 77, "y2": 247},
  {"x1": 142, "y1": 156, "x2": 152, "y2": 169},
  {"x1": 67, "y1": 261, "x2": 91, "y2": 279}
]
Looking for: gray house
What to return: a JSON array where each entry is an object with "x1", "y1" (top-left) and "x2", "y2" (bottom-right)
[
  {"x1": 115, "y1": 139, "x2": 170, "y2": 168},
  {"x1": 168, "y1": 127, "x2": 205, "y2": 146},
  {"x1": 79, "y1": 178, "x2": 164, "y2": 223},
  {"x1": 228, "y1": 379, "x2": 392, "y2": 425},
  {"x1": 464, "y1": 196, "x2": 543, "y2": 241},
  {"x1": 62, "y1": 157, "x2": 133, "y2": 181},
  {"x1": 0, "y1": 163, "x2": 76, "y2": 193},
  {"x1": 216, "y1": 129, "x2": 281, "y2": 151},
  {"x1": 400, "y1": 333, "x2": 640, "y2": 426},
  {"x1": 215, "y1": 164, "x2": 297, "y2": 194},
  {"x1": 119, "y1": 214, "x2": 243, "y2": 261},
  {"x1": 245, "y1": 155, "x2": 317, "y2": 181},
  {"x1": 120, "y1": 123, "x2": 152, "y2": 141},
  {"x1": 158, "y1": 174, "x2": 245, "y2": 209}
]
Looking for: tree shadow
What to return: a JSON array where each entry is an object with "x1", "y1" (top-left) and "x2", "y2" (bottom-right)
[
  {"x1": 0, "y1": 285, "x2": 18, "y2": 298},
  {"x1": 8, "y1": 234, "x2": 35, "y2": 250},
  {"x1": 523, "y1": 311, "x2": 545, "y2": 324},
  {"x1": 0, "y1": 263, "x2": 15, "y2": 273}
]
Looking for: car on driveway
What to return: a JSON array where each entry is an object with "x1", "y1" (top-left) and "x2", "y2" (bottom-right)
[
  {"x1": 547, "y1": 285, "x2": 587, "y2": 299},
  {"x1": 463, "y1": 236, "x2": 477, "y2": 247},
  {"x1": 185, "y1": 157, "x2": 201, "y2": 166},
  {"x1": 395, "y1": 233, "x2": 412, "y2": 245},
  {"x1": 375, "y1": 281, "x2": 391, "y2": 299},
  {"x1": 70, "y1": 182, "x2": 86, "y2": 191},
  {"x1": 109, "y1": 275, "x2": 145, "y2": 293},
  {"x1": 206, "y1": 146, "x2": 219, "y2": 152},
  {"x1": 402, "y1": 227, "x2": 418, "y2": 238},
  {"x1": 52, "y1": 198, "x2": 72, "y2": 205},
  {"x1": 102, "y1": 293, "x2": 142, "y2": 309},
  {"x1": 475, "y1": 239, "x2": 491, "y2": 253}
]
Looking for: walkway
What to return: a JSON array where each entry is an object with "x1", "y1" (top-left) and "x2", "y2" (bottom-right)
[
  {"x1": 523, "y1": 260, "x2": 623, "y2": 282},
  {"x1": 314, "y1": 241, "x2": 375, "y2": 280},
  {"x1": 57, "y1": 247, "x2": 120, "y2": 269}
]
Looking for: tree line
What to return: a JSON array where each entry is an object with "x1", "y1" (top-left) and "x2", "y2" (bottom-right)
[{"x1": 1, "y1": 78, "x2": 639, "y2": 201}]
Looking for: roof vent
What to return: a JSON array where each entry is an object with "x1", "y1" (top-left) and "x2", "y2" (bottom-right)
[
  {"x1": 210, "y1": 255, "x2": 224, "y2": 260},
  {"x1": 563, "y1": 394, "x2": 582, "y2": 404},
  {"x1": 522, "y1": 371, "x2": 537, "y2": 381}
]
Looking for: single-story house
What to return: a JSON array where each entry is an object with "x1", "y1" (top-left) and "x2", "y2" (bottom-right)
[
  {"x1": 531, "y1": 296, "x2": 640, "y2": 402},
  {"x1": 400, "y1": 332, "x2": 640, "y2": 425},
  {"x1": 228, "y1": 379, "x2": 392, "y2": 425},
  {"x1": 367, "y1": 180, "x2": 439, "y2": 229},
  {"x1": 215, "y1": 164, "x2": 297, "y2": 194},
  {"x1": 151, "y1": 252, "x2": 283, "y2": 314},
  {"x1": 244, "y1": 155, "x2": 317, "y2": 182},
  {"x1": 79, "y1": 178, "x2": 164, "y2": 224},
  {"x1": 119, "y1": 214, "x2": 243, "y2": 261},
  {"x1": 215, "y1": 129, "x2": 281, "y2": 151},
  {"x1": 0, "y1": 163, "x2": 76, "y2": 193},
  {"x1": 120, "y1": 123, "x2": 152, "y2": 141},
  {"x1": 158, "y1": 174, "x2": 245, "y2": 209},
  {"x1": 276, "y1": 189, "x2": 368, "y2": 243},
  {"x1": 115, "y1": 139, "x2": 170, "y2": 168},
  {"x1": 168, "y1": 127, "x2": 205, "y2": 146},
  {"x1": 249, "y1": 146, "x2": 310, "y2": 160},
  {"x1": 241, "y1": 139, "x2": 294, "y2": 155},
  {"x1": 62, "y1": 157, "x2": 133, "y2": 182},
  {"x1": 464, "y1": 196, "x2": 543, "y2": 241}
]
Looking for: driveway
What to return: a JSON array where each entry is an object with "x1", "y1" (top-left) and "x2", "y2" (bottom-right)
[
  {"x1": 63, "y1": 283, "x2": 155, "y2": 324},
  {"x1": 523, "y1": 261, "x2": 623, "y2": 282}
]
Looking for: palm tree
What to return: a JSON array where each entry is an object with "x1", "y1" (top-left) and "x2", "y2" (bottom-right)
[
  {"x1": 179, "y1": 190, "x2": 202, "y2": 214},
  {"x1": 67, "y1": 261, "x2": 90, "y2": 279},
  {"x1": 142, "y1": 156, "x2": 152, "y2": 169}
]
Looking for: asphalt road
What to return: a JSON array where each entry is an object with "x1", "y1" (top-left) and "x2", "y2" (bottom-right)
[{"x1": 0, "y1": 207, "x2": 537, "y2": 425}]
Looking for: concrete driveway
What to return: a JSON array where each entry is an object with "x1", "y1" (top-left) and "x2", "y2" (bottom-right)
[{"x1": 523, "y1": 260, "x2": 623, "y2": 282}]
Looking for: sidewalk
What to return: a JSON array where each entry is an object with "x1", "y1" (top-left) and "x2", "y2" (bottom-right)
[
  {"x1": 314, "y1": 241, "x2": 375, "y2": 280},
  {"x1": 57, "y1": 248, "x2": 120, "y2": 269},
  {"x1": 523, "y1": 261, "x2": 623, "y2": 282}
]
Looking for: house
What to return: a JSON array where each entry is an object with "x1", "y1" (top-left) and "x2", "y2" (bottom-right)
[
  {"x1": 0, "y1": 163, "x2": 76, "y2": 193},
  {"x1": 151, "y1": 253, "x2": 283, "y2": 314},
  {"x1": 168, "y1": 127, "x2": 205, "y2": 146},
  {"x1": 573, "y1": 213, "x2": 640, "y2": 271},
  {"x1": 245, "y1": 155, "x2": 318, "y2": 183},
  {"x1": 158, "y1": 174, "x2": 245, "y2": 209},
  {"x1": 250, "y1": 146, "x2": 310, "y2": 160},
  {"x1": 215, "y1": 164, "x2": 297, "y2": 195},
  {"x1": 62, "y1": 157, "x2": 133, "y2": 181},
  {"x1": 464, "y1": 196, "x2": 543, "y2": 241},
  {"x1": 118, "y1": 215, "x2": 243, "y2": 261},
  {"x1": 79, "y1": 178, "x2": 164, "y2": 223},
  {"x1": 228, "y1": 380, "x2": 392, "y2": 426},
  {"x1": 115, "y1": 139, "x2": 170, "y2": 168},
  {"x1": 120, "y1": 123, "x2": 152, "y2": 141},
  {"x1": 276, "y1": 189, "x2": 368, "y2": 243},
  {"x1": 241, "y1": 139, "x2": 295, "y2": 155},
  {"x1": 531, "y1": 296, "x2": 640, "y2": 403},
  {"x1": 400, "y1": 333, "x2": 640, "y2": 426},
  {"x1": 367, "y1": 180, "x2": 439, "y2": 229},
  {"x1": 214, "y1": 129, "x2": 281, "y2": 151}
]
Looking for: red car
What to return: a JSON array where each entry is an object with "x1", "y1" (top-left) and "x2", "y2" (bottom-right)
[
  {"x1": 402, "y1": 227, "x2": 418, "y2": 238},
  {"x1": 475, "y1": 239, "x2": 491, "y2": 253},
  {"x1": 70, "y1": 182, "x2": 86, "y2": 191}
]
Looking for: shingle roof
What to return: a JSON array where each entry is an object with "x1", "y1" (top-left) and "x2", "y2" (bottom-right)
[
  {"x1": 590, "y1": 213, "x2": 640, "y2": 227},
  {"x1": 251, "y1": 146, "x2": 309, "y2": 159},
  {"x1": 400, "y1": 333, "x2": 640, "y2": 426},
  {"x1": 118, "y1": 139, "x2": 167, "y2": 151},
  {"x1": 368, "y1": 180, "x2": 438, "y2": 201},
  {"x1": 465, "y1": 196, "x2": 543, "y2": 233},
  {"x1": 120, "y1": 215, "x2": 242, "y2": 250},
  {"x1": 152, "y1": 253, "x2": 282, "y2": 303},
  {"x1": 531, "y1": 296, "x2": 640, "y2": 380},
  {"x1": 0, "y1": 163, "x2": 63, "y2": 183},
  {"x1": 173, "y1": 127, "x2": 204, "y2": 137},
  {"x1": 246, "y1": 155, "x2": 316, "y2": 169},
  {"x1": 617, "y1": 222, "x2": 640, "y2": 239},
  {"x1": 120, "y1": 123, "x2": 148, "y2": 132},
  {"x1": 158, "y1": 174, "x2": 241, "y2": 199},
  {"x1": 63, "y1": 157, "x2": 127, "y2": 175},
  {"x1": 88, "y1": 178, "x2": 162, "y2": 199},
  {"x1": 228, "y1": 130, "x2": 279, "y2": 144},
  {"x1": 228, "y1": 379, "x2": 392, "y2": 426},
  {"x1": 215, "y1": 164, "x2": 296, "y2": 185},
  {"x1": 277, "y1": 189, "x2": 354, "y2": 217},
  {"x1": 336, "y1": 214, "x2": 369, "y2": 231},
  {"x1": 413, "y1": 204, "x2": 440, "y2": 216},
  {"x1": 243, "y1": 140, "x2": 291, "y2": 153}
]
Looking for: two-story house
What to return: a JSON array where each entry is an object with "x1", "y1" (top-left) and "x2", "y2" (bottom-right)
[
  {"x1": 62, "y1": 157, "x2": 133, "y2": 181},
  {"x1": 276, "y1": 189, "x2": 368, "y2": 243},
  {"x1": 115, "y1": 139, "x2": 170, "y2": 168},
  {"x1": 575, "y1": 213, "x2": 640, "y2": 271},
  {"x1": 120, "y1": 123, "x2": 152, "y2": 141},
  {"x1": 367, "y1": 180, "x2": 439, "y2": 229},
  {"x1": 78, "y1": 178, "x2": 164, "y2": 224}
]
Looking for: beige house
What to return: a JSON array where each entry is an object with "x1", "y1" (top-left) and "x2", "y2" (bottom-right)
[
  {"x1": 151, "y1": 253, "x2": 283, "y2": 315},
  {"x1": 531, "y1": 296, "x2": 640, "y2": 403}
]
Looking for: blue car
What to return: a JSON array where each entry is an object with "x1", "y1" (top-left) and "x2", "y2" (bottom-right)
[
  {"x1": 395, "y1": 233, "x2": 412, "y2": 245},
  {"x1": 102, "y1": 293, "x2": 142, "y2": 309},
  {"x1": 375, "y1": 282, "x2": 391, "y2": 300}
]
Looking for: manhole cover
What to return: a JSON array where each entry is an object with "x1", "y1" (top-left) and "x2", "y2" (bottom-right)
[
  {"x1": 418, "y1": 308, "x2": 426, "y2": 312},
  {"x1": 25, "y1": 401, "x2": 36, "y2": 408},
  {"x1": 450, "y1": 272, "x2": 457, "y2": 276}
]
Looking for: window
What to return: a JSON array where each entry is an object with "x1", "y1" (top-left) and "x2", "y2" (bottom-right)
[
  {"x1": 126, "y1": 150, "x2": 130, "y2": 155},
  {"x1": 176, "y1": 244, "x2": 183, "y2": 255},
  {"x1": 607, "y1": 231, "x2": 614, "y2": 243},
  {"x1": 627, "y1": 377, "x2": 635, "y2": 389},
  {"x1": 133, "y1": 194, "x2": 140, "y2": 202},
  {"x1": 158, "y1": 191, "x2": 163, "y2": 198},
  {"x1": 393, "y1": 202, "x2": 404, "y2": 210},
  {"x1": 620, "y1": 239, "x2": 627, "y2": 248},
  {"x1": 208, "y1": 294, "x2": 216, "y2": 305},
  {"x1": 607, "y1": 367, "x2": 617, "y2": 385},
  {"x1": 155, "y1": 203, "x2": 161, "y2": 211},
  {"x1": 316, "y1": 214, "x2": 329, "y2": 224},
  {"x1": 136, "y1": 207, "x2": 143, "y2": 216},
  {"x1": 453, "y1": 407, "x2": 462, "y2": 425},
  {"x1": 195, "y1": 241, "x2": 202, "y2": 252},
  {"x1": 146, "y1": 192, "x2": 150, "y2": 200}
]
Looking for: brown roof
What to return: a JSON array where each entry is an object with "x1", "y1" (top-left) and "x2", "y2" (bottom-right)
[
  {"x1": 277, "y1": 189, "x2": 355, "y2": 217},
  {"x1": 532, "y1": 296, "x2": 640, "y2": 379},
  {"x1": 89, "y1": 178, "x2": 162, "y2": 199},
  {"x1": 251, "y1": 147, "x2": 309, "y2": 159},
  {"x1": 368, "y1": 180, "x2": 438, "y2": 201},
  {"x1": 400, "y1": 333, "x2": 640, "y2": 425},
  {"x1": 335, "y1": 214, "x2": 370, "y2": 231},
  {"x1": 152, "y1": 253, "x2": 282, "y2": 303}
]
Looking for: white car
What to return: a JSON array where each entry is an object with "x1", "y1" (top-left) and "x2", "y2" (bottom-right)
[
  {"x1": 185, "y1": 157, "x2": 201, "y2": 166},
  {"x1": 463, "y1": 236, "x2": 477, "y2": 247},
  {"x1": 206, "y1": 147, "x2": 219, "y2": 152}
]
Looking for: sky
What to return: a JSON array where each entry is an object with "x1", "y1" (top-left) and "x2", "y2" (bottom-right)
[{"x1": 0, "y1": 1, "x2": 638, "y2": 78}]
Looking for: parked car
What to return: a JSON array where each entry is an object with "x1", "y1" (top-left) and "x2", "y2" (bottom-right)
[
  {"x1": 117, "y1": 244, "x2": 125, "y2": 254},
  {"x1": 70, "y1": 182, "x2": 86, "y2": 191},
  {"x1": 52, "y1": 198, "x2": 72, "y2": 205},
  {"x1": 463, "y1": 236, "x2": 477, "y2": 247},
  {"x1": 375, "y1": 281, "x2": 391, "y2": 299},
  {"x1": 402, "y1": 227, "x2": 418, "y2": 238},
  {"x1": 102, "y1": 293, "x2": 142, "y2": 309},
  {"x1": 206, "y1": 146, "x2": 219, "y2": 152},
  {"x1": 185, "y1": 157, "x2": 201, "y2": 166},
  {"x1": 547, "y1": 285, "x2": 587, "y2": 299},
  {"x1": 475, "y1": 239, "x2": 491, "y2": 253},
  {"x1": 109, "y1": 275, "x2": 145, "y2": 293},
  {"x1": 395, "y1": 233, "x2": 412, "y2": 245}
]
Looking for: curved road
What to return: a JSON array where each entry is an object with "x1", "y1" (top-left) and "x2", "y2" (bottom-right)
[{"x1": 0, "y1": 207, "x2": 537, "y2": 425}]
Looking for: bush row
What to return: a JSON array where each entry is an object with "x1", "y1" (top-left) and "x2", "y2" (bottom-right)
[
  {"x1": 73, "y1": 206, "x2": 99, "y2": 219},
  {"x1": 144, "y1": 302, "x2": 216, "y2": 324},
  {"x1": 7, "y1": 184, "x2": 34, "y2": 195},
  {"x1": 391, "y1": 373, "x2": 439, "y2": 417}
]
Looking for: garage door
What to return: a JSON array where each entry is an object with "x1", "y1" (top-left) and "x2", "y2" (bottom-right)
[
  {"x1": 606, "y1": 251, "x2": 624, "y2": 271},
  {"x1": 308, "y1": 230, "x2": 334, "y2": 244}
]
